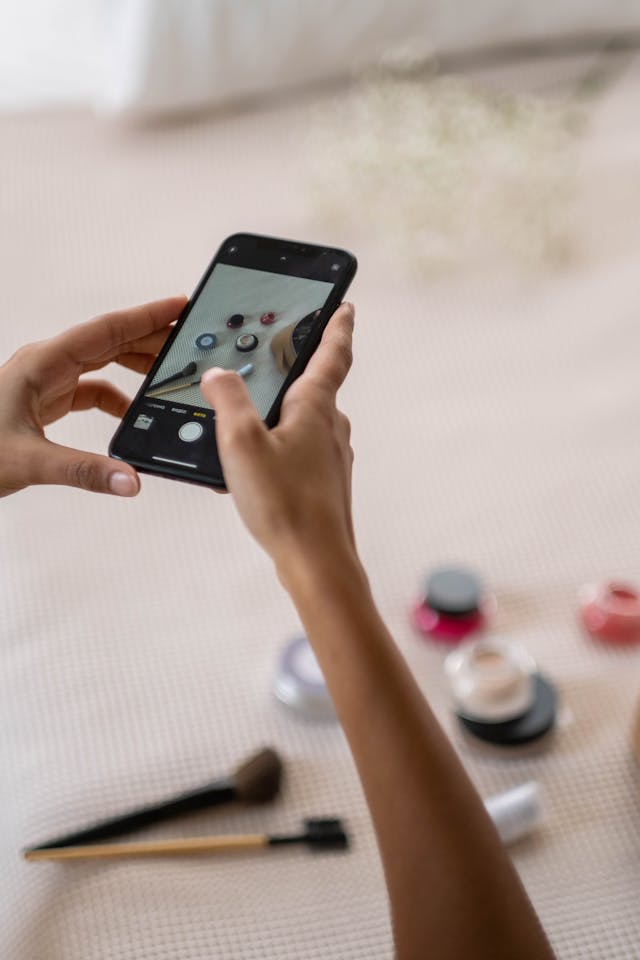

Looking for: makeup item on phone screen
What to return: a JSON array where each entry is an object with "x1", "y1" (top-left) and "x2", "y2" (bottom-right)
[
  {"x1": 25, "y1": 818, "x2": 349, "y2": 862},
  {"x1": 149, "y1": 363, "x2": 253, "y2": 397},
  {"x1": 26, "y1": 747, "x2": 282, "y2": 852},
  {"x1": 260, "y1": 311, "x2": 276, "y2": 325},
  {"x1": 226, "y1": 313, "x2": 244, "y2": 329},
  {"x1": 235, "y1": 333, "x2": 258, "y2": 352},
  {"x1": 147, "y1": 376, "x2": 202, "y2": 398},
  {"x1": 274, "y1": 636, "x2": 336, "y2": 722},
  {"x1": 413, "y1": 566, "x2": 495, "y2": 643},
  {"x1": 484, "y1": 782, "x2": 543, "y2": 845},
  {"x1": 150, "y1": 361, "x2": 198, "y2": 392},
  {"x1": 195, "y1": 333, "x2": 217, "y2": 350},
  {"x1": 270, "y1": 310, "x2": 319, "y2": 375},
  {"x1": 579, "y1": 580, "x2": 640, "y2": 645},
  {"x1": 445, "y1": 639, "x2": 556, "y2": 746}
]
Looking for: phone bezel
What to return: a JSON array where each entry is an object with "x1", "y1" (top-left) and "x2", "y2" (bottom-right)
[{"x1": 109, "y1": 233, "x2": 357, "y2": 488}]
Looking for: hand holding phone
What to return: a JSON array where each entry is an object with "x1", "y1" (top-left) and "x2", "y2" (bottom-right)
[
  {"x1": 109, "y1": 234, "x2": 357, "y2": 488},
  {"x1": 199, "y1": 302, "x2": 356, "y2": 573},
  {"x1": 0, "y1": 297, "x2": 185, "y2": 499}
]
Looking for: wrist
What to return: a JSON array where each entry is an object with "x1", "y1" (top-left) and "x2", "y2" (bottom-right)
[{"x1": 275, "y1": 537, "x2": 370, "y2": 608}]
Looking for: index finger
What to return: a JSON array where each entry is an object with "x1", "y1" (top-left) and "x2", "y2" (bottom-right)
[
  {"x1": 54, "y1": 296, "x2": 187, "y2": 366},
  {"x1": 288, "y1": 302, "x2": 355, "y2": 402}
]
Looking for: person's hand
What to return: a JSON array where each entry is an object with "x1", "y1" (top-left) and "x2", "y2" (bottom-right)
[
  {"x1": 200, "y1": 302, "x2": 356, "y2": 580},
  {"x1": 0, "y1": 296, "x2": 186, "y2": 498}
]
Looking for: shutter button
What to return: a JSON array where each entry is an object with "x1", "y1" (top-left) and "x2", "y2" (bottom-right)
[{"x1": 178, "y1": 421, "x2": 204, "y2": 442}]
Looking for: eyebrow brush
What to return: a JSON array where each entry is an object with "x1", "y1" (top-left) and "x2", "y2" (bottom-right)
[
  {"x1": 24, "y1": 818, "x2": 349, "y2": 862},
  {"x1": 27, "y1": 747, "x2": 282, "y2": 852}
]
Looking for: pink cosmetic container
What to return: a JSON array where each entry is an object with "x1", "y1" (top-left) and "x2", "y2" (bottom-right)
[{"x1": 579, "y1": 580, "x2": 640, "y2": 645}]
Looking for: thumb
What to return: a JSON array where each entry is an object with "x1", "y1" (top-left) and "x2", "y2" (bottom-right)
[
  {"x1": 200, "y1": 368, "x2": 266, "y2": 457},
  {"x1": 29, "y1": 439, "x2": 140, "y2": 496}
]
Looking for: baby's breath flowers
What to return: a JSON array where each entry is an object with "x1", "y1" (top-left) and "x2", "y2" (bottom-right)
[{"x1": 310, "y1": 67, "x2": 581, "y2": 274}]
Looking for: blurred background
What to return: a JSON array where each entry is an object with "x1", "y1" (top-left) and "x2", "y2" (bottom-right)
[{"x1": 2, "y1": 3, "x2": 640, "y2": 959}]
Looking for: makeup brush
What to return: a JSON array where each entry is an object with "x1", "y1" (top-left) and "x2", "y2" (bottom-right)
[
  {"x1": 24, "y1": 818, "x2": 349, "y2": 862},
  {"x1": 148, "y1": 363, "x2": 254, "y2": 398},
  {"x1": 27, "y1": 747, "x2": 282, "y2": 852},
  {"x1": 149, "y1": 361, "x2": 197, "y2": 392},
  {"x1": 147, "y1": 377, "x2": 202, "y2": 397}
]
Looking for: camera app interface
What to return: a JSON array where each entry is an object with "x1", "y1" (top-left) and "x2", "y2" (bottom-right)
[
  {"x1": 123, "y1": 263, "x2": 335, "y2": 474},
  {"x1": 147, "y1": 264, "x2": 333, "y2": 417}
]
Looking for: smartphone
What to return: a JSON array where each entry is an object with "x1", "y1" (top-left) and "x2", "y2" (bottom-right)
[{"x1": 109, "y1": 233, "x2": 357, "y2": 488}]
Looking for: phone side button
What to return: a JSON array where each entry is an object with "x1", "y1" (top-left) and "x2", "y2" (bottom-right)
[{"x1": 178, "y1": 422, "x2": 204, "y2": 443}]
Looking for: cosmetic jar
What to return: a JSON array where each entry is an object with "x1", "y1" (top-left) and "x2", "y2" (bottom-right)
[
  {"x1": 274, "y1": 636, "x2": 336, "y2": 722},
  {"x1": 579, "y1": 580, "x2": 640, "y2": 645},
  {"x1": 445, "y1": 638, "x2": 556, "y2": 746},
  {"x1": 445, "y1": 639, "x2": 536, "y2": 723},
  {"x1": 413, "y1": 566, "x2": 495, "y2": 643}
]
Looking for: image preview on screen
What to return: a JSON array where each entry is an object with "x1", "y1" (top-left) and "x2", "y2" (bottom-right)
[{"x1": 145, "y1": 264, "x2": 335, "y2": 419}]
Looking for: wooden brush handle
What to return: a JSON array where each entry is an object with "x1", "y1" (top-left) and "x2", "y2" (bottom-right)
[
  {"x1": 147, "y1": 379, "x2": 200, "y2": 398},
  {"x1": 25, "y1": 833, "x2": 268, "y2": 862}
]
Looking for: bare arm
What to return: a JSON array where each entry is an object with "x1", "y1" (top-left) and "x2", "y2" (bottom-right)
[{"x1": 200, "y1": 304, "x2": 555, "y2": 960}]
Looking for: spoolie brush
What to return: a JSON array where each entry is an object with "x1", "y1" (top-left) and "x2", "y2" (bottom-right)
[
  {"x1": 24, "y1": 818, "x2": 349, "y2": 862},
  {"x1": 26, "y1": 747, "x2": 282, "y2": 852}
]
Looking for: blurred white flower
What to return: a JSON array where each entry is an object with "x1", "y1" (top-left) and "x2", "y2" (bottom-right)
[{"x1": 310, "y1": 69, "x2": 582, "y2": 273}]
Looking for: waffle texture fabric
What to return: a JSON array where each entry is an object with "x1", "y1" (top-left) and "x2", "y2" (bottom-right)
[{"x1": 2, "y1": 54, "x2": 640, "y2": 960}]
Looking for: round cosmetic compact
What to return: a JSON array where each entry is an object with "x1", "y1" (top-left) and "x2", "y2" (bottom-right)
[
  {"x1": 260, "y1": 311, "x2": 276, "y2": 325},
  {"x1": 413, "y1": 566, "x2": 495, "y2": 644},
  {"x1": 579, "y1": 580, "x2": 640, "y2": 645},
  {"x1": 226, "y1": 313, "x2": 245, "y2": 329},
  {"x1": 445, "y1": 638, "x2": 556, "y2": 746},
  {"x1": 235, "y1": 333, "x2": 259, "y2": 352},
  {"x1": 458, "y1": 675, "x2": 556, "y2": 747},
  {"x1": 445, "y1": 639, "x2": 536, "y2": 723},
  {"x1": 195, "y1": 333, "x2": 217, "y2": 350},
  {"x1": 274, "y1": 636, "x2": 337, "y2": 722}
]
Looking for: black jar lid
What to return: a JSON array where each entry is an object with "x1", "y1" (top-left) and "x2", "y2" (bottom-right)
[{"x1": 425, "y1": 567, "x2": 484, "y2": 618}]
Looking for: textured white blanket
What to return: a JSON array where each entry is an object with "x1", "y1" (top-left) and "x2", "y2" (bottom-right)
[{"x1": 2, "y1": 52, "x2": 640, "y2": 960}]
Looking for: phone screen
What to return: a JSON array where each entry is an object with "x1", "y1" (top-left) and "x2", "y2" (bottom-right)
[{"x1": 110, "y1": 234, "x2": 357, "y2": 487}]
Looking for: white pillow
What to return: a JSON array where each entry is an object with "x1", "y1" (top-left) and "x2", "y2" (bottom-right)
[
  {"x1": 98, "y1": 0, "x2": 431, "y2": 114},
  {"x1": 98, "y1": 0, "x2": 640, "y2": 115},
  {"x1": 2, "y1": 1, "x2": 639, "y2": 114}
]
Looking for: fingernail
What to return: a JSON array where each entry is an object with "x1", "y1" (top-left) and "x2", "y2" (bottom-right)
[
  {"x1": 344, "y1": 301, "x2": 355, "y2": 316},
  {"x1": 108, "y1": 472, "x2": 139, "y2": 497}
]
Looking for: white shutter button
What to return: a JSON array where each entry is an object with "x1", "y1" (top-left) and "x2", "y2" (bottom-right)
[{"x1": 178, "y1": 421, "x2": 204, "y2": 442}]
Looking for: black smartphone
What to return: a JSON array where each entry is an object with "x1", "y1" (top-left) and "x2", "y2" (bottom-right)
[{"x1": 109, "y1": 233, "x2": 357, "y2": 488}]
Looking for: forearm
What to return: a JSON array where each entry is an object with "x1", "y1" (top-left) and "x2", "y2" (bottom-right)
[{"x1": 279, "y1": 545, "x2": 554, "y2": 960}]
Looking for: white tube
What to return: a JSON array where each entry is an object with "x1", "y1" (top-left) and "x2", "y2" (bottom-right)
[{"x1": 484, "y1": 782, "x2": 544, "y2": 845}]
